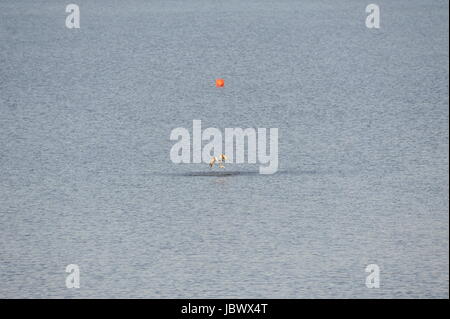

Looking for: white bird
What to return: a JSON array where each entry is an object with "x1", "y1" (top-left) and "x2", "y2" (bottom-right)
[
  {"x1": 218, "y1": 154, "x2": 228, "y2": 168},
  {"x1": 219, "y1": 154, "x2": 228, "y2": 162},
  {"x1": 209, "y1": 154, "x2": 228, "y2": 168},
  {"x1": 209, "y1": 156, "x2": 218, "y2": 168}
]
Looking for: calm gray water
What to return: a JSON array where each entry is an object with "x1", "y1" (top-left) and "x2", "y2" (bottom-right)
[{"x1": 0, "y1": 0, "x2": 448, "y2": 298}]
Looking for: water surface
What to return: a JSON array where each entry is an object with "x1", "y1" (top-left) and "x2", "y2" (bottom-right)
[{"x1": 0, "y1": 0, "x2": 448, "y2": 298}]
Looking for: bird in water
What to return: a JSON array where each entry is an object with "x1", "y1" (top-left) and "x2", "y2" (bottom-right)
[
  {"x1": 218, "y1": 154, "x2": 228, "y2": 168},
  {"x1": 209, "y1": 156, "x2": 218, "y2": 168},
  {"x1": 209, "y1": 154, "x2": 228, "y2": 168}
]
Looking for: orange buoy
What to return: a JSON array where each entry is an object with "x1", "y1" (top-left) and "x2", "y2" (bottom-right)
[{"x1": 215, "y1": 78, "x2": 224, "y2": 87}]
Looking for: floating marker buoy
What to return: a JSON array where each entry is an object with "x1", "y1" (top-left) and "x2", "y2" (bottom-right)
[{"x1": 215, "y1": 79, "x2": 224, "y2": 87}]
